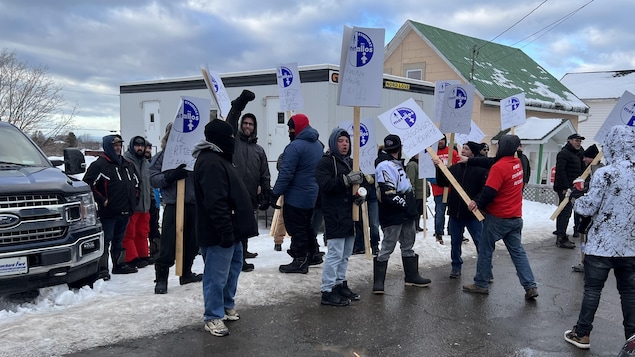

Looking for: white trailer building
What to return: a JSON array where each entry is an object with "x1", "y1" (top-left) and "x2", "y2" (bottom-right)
[{"x1": 120, "y1": 64, "x2": 434, "y2": 179}]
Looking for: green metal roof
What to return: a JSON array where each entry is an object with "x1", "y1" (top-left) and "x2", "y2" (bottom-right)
[{"x1": 408, "y1": 20, "x2": 588, "y2": 114}]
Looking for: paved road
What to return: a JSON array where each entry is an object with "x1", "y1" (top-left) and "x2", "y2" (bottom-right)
[{"x1": 67, "y1": 237, "x2": 626, "y2": 357}]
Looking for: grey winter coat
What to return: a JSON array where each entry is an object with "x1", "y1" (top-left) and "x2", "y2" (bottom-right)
[
  {"x1": 574, "y1": 125, "x2": 635, "y2": 257},
  {"x1": 124, "y1": 136, "x2": 152, "y2": 213}
]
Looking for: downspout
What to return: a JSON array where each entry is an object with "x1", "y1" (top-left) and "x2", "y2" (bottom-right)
[{"x1": 536, "y1": 144, "x2": 544, "y2": 184}]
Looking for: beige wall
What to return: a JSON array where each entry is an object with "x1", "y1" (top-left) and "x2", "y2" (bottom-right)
[{"x1": 385, "y1": 28, "x2": 580, "y2": 146}]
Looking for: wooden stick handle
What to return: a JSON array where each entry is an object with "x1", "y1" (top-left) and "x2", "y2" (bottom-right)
[
  {"x1": 549, "y1": 151, "x2": 603, "y2": 220},
  {"x1": 427, "y1": 147, "x2": 484, "y2": 221},
  {"x1": 175, "y1": 179, "x2": 185, "y2": 276}
]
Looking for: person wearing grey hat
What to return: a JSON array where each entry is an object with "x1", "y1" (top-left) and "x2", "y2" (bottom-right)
[{"x1": 554, "y1": 133, "x2": 585, "y2": 248}]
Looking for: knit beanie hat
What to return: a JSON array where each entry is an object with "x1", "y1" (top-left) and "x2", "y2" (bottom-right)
[
  {"x1": 465, "y1": 141, "x2": 482, "y2": 157},
  {"x1": 204, "y1": 119, "x2": 235, "y2": 154}
]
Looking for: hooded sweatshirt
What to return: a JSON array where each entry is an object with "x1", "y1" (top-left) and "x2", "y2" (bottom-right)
[
  {"x1": 574, "y1": 125, "x2": 635, "y2": 257},
  {"x1": 123, "y1": 136, "x2": 152, "y2": 212}
]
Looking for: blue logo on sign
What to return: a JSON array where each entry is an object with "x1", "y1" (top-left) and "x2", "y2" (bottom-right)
[
  {"x1": 391, "y1": 107, "x2": 417, "y2": 130},
  {"x1": 349, "y1": 31, "x2": 374, "y2": 67},
  {"x1": 347, "y1": 123, "x2": 370, "y2": 147},
  {"x1": 179, "y1": 100, "x2": 200, "y2": 133},
  {"x1": 448, "y1": 87, "x2": 468, "y2": 109},
  {"x1": 621, "y1": 101, "x2": 635, "y2": 126},
  {"x1": 211, "y1": 77, "x2": 219, "y2": 93},
  {"x1": 505, "y1": 97, "x2": 520, "y2": 112},
  {"x1": 0, "y1": 213, "x2": 20, "y2": 228},
  {"x1": 279, "y1": 66, "x2": 293, "y2": 87}
]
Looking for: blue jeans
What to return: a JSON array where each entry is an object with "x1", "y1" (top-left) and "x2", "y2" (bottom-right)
[
  {"x1": 434, "y1": 195, "x2": 447, "y2": 235},
  {"x1": 449, "y1": 217, "x2": 482, "y2": 271},
  {"x1": 201, "y1": 242, "x2": 243, "y2": 321},
  {"x1": 474, "y1": 215, "x2": 536, "y2": 291},
  {"x1": 575, "y1": 255, "x2": 635, "y2": 339},
  {"x1": 377, "y1": 221, "x2": 416, "y2": 262},
  {"x1": 321, "y1": 236, "x2": 355, "y2": 292},
  {"x1": 100, "y1": 215, "x2": 129, "y2": 264}
]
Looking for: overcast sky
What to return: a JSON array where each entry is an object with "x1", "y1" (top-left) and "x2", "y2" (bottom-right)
[{"x1": 0, "y1": 0, "x2": 632, "y2": 135}]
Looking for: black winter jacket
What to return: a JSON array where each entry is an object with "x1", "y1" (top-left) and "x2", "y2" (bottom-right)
[
  {"x1": 193, "y1": 147, "x2": 258, "y2": 247},
  {"x1": 436, "y1": 163, "x2": 488, "y2": 219},
  {"x1": 83, "y1": 155, "x2": 138, "y2": 218},
  {"x1": 554, "y1": 143, "x2": 584, "y2": 192},
  {"x1": 315, "y1": 153, "x2": 355, "y2": 240}
]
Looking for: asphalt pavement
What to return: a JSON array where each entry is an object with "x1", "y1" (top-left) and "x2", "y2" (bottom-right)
[{"x1": 67, "y1": 236, "x2": 627, "y2": 357}]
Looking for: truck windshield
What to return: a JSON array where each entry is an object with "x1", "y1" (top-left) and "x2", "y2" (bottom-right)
[{"x1": 0, "y1": 125, "x2": 50, "y2": 167}]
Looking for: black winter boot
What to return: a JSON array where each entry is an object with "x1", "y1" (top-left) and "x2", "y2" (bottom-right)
[
  {"x1": 154, "y1": 266, "x2": 169, "y2": 294},
  {"x1": 321, "y1": 291, "x2": 350, "y2": 306},
  {"x1": 333, "y1": 280, "x2": 360, "y2": 301},
  {"x1": 373, "y1": 257, "x2": 388, "y2": 294},
  {"x1": 402, "y1": 254, "x2": 431, "y2": 287},
  {"x1": 112, "y1": 249, "x2": 138, "y2": 274},
  {"x1": 279, "y1": 257, "x2": 308, "y2": 274},
  {"x1": 97, "y1": 251, "x2": 111, "y2": 281},
  {"x1": 179, "y1": 272, "x2": 203, "y2": 285},
  {"x1": 556, "y1": 234, "x2": 576, "y2": 249}
]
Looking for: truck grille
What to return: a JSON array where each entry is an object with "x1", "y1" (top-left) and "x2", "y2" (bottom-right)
[
  {"x1": 0, "y1": 194, "x2": 62, "y2": 208},
  {"x1": 0, "y1": 226, "x2": 68, "y2": 245},
  {"x1": 0, "y1": 194, "x2": 68, "y2": 246}
]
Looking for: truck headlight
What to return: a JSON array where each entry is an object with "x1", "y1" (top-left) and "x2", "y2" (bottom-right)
[{"x1": 67, "y1": 193, "x2": 98, "y2": 228}]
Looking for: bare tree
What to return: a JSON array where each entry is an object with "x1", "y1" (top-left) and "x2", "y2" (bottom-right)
[{"x1": 0, "y1": 49, "x2": 75, "y2": 135}]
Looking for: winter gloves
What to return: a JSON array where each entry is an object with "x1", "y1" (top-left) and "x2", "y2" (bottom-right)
[
  {"x1": 164, "y1": 164, "x2": 189, "y2": 184},
  {"x1": 343, "y1": 170, "x2": 364, "y2": 187}
]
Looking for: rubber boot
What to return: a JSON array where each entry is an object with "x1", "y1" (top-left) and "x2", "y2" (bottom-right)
[
  {"x1": 154, "y1": 266, "x2": 169, "y2": 294},
  {"x1": 372, "y1": 257, "x2": 388, "y2": 294},
  {"x1": 402, "y1": 254, "x2": 431, "y2": 287},
  {"x1": 97, "y1": 251, "x2": 110, "y2": 281},
  {"x1": 112, "y1": 249, "x2": 138, "y2": 274}
]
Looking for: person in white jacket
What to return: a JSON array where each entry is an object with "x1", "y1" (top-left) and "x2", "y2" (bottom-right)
[{"x1": 564, "y1": 125, "x2": 635, "y2": 350}]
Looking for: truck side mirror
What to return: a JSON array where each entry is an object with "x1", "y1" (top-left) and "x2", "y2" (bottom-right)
[{"x1": 64, "y1": 148, "x2": 86, "y2": 175}]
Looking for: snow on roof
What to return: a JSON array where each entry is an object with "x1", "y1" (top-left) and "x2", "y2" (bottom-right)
[
  {"x1": 561, "y1": 70, "x2": 635, "y2": 100},
  {"x1": 515, "y1": 117, "x2": 565, "y2": 140}
]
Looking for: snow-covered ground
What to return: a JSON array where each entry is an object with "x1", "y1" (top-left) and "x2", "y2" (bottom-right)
[{"x1": 0, "y1": 194, "x2": 558, "y2": 357}]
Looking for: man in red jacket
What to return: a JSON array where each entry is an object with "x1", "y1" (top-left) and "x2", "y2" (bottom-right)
[{"x1": 463, "y1": 134, "x2": 538, "y2": 301}]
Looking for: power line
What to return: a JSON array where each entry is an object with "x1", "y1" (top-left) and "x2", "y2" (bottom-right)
[
  {"x1": 480, "y1": 0, "x2": 595, "y2": 66},
  {"x1": 477, "y1": 0, "x2": 549, "y2": 51}
]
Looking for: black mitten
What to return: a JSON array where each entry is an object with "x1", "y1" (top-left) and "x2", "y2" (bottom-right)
[{"x1": 164, "y1": 164, "x2": 188, "y2": 183}]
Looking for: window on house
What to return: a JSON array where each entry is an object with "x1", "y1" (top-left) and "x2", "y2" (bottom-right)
[
  {"x1": 406, "y1": 69, "x2": 422, "y2": 80},
  {"x1": 149, "y1": 113, "x2": 155, "y2": 123},
  {"x1": 278, "y1": 112, "x2": 285, "y2": 124}
]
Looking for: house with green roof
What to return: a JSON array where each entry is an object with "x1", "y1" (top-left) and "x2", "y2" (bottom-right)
[{"x1": 384, "y1": 19, "x2": 589, "y2": 184}]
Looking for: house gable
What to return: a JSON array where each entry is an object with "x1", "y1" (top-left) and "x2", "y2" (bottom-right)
[{"x1": 386, "y1": 20, "x2": 588, "y2": 115}]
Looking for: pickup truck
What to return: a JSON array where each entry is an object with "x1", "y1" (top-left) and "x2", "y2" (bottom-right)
[{"x1": 0, "y1": 121, "x2": 103, "y2": 296}]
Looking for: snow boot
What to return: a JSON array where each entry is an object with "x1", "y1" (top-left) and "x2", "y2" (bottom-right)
[
  {"x1": 402, "y1": 254, "x2": 431, "y2": 287},
  {"x1": 333, "y1": 280, "x2": 360, "y2": 301},
  {"x1": 154, "y1": 266, "x2": 169, "y2": 294},
  {"x1": 279, "y1": 256, "x2": 308, "y2": 274},
  {"x1": 556, "y1": 234, "x2": 576, "y2": 249},
  {"x1": 321, "y1": 291, "x2": 350, "y2": 306},
  {"x1": 372, "y1": 257, "x2": 388, "y2": 294},
  {"x1": 97, "y1": 251, "x2": 111, "y2": 281},
  {"x1": 112, "y1": 249, "x2": 138, "y2": 274}
]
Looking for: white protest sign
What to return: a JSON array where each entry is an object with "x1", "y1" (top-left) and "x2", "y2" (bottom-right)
[
  {"x1": 339, "y1": 118, "x2": 378, "y2": 175},
  {"x1": 500, "y1": 92, "x2": 526, "y2": 130},
  {"x1": 338, "y1": 26, "x2": 384, "y2": 107},
  {"x1": 455, "y1": 120, "x2": 486, "y2": 146},
  {"x1": 276, "y1": 62, "x2": 304, "y2": 111},
  {"x1": 439, "y1": 83, "x2": 475, "y2": 134},
  {"x1": 162, "y1": 96, "x2": 210, "y2": 171},
  {"x1": 418, "y1": 149, "x2": 436, "y2": 178},
  {"x1": 202, "y1": 67, "x2": 231, "y2": 119},
  {"x1": 434, "y1": 80, "x2": 460, "y2": 123},
  {"x1": 595, "y1": 90, "x2": 635, "y2": 143},
  {"x1": 377, "y1": 98, "x2": 444, "y2": 157}
]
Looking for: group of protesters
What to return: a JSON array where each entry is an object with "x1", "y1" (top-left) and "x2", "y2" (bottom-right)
[{"x1": 82, "y1": 87, "x2": 635, "y2": 346}]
